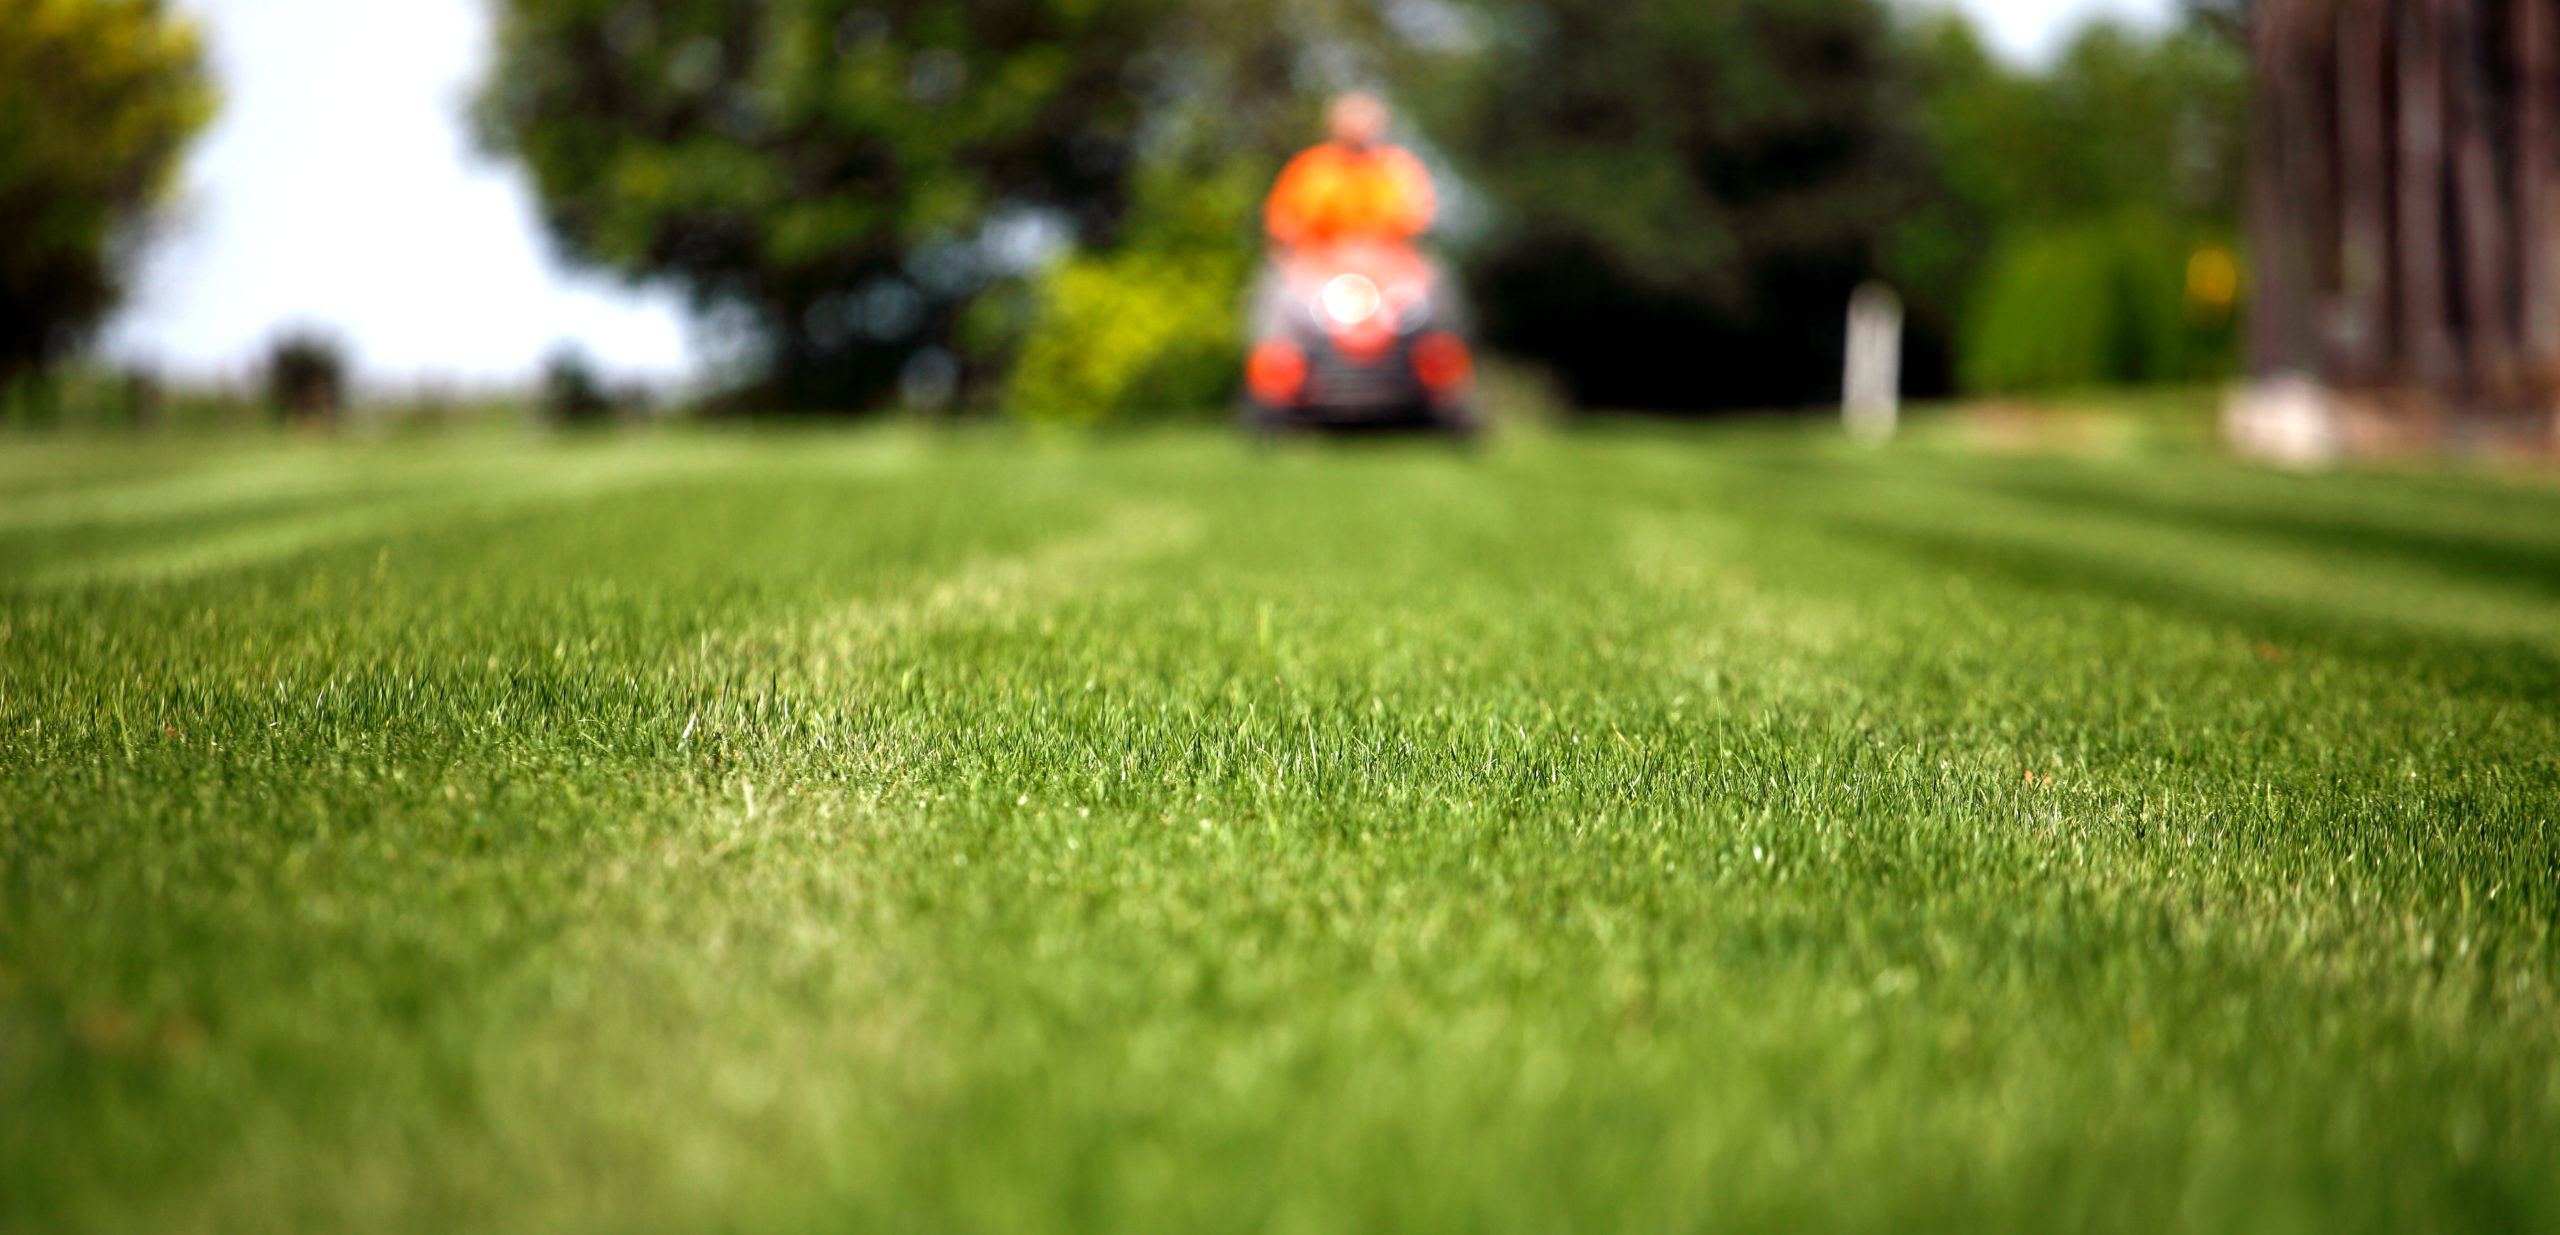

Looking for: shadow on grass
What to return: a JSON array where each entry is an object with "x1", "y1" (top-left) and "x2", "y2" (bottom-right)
[
  {"x1": 1965, "y1": 472, "x2": 2560, "y2": 604},
  {"x1": 1815, "y1": 512, "x2": 2560, "y2": 721}
]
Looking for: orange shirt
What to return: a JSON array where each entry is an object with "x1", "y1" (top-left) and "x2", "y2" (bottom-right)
[{"x1": 1264, "y1": 143, "x2": 1437, "y2": 249}]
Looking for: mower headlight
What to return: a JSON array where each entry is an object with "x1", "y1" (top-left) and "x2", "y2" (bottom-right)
[{"x1": 1319, "y1": 274, "x2": 1383, "y2": 326}]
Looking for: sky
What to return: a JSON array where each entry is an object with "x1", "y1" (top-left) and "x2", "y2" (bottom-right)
[
  {"x1": 103, "y1": 0, "x2": 695, "y2": 389},
  {"x1": 104, "y1": 0, "x2": 2177, "y2": 390}
]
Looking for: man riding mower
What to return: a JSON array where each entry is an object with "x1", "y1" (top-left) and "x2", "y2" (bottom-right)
[{"x1": 1244, "y1": 94, "x2": 1479, "y2": 437}]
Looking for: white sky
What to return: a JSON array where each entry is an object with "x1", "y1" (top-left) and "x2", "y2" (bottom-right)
[
  {"x1": 104, "y1": 0, "x2": 2175, "y2": 390},
  {"x1": 103, "y1": 0, "x2": 696, "y2": 389},
  {"x1": 1942, "y1": 0, "x2": 2178, "y2": 60}
]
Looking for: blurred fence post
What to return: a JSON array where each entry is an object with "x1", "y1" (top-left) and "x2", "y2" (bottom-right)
[{"x1": 1843, "y1": 282, "x2": 1902, "y2": 443}]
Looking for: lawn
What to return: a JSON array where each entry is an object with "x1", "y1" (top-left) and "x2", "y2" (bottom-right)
[{"x1": 3, "y1": 418, "x2": 2556, "y2": 1233}]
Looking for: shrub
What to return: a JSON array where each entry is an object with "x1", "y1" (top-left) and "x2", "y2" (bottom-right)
[
  {"x1": 1005, "y1": 252, "x2": 1245, "y2": 425},
  {"x1": 1960, "y1": 214, "x2": 2237, "y2": 395},
  {"x1": 540, "y1": 345, "x2": 615, "y2": 426},
  {"x1": 1004, "y1": 161, "x2": 1262, "y2": 425},
  {"x1": 264, "y1": 331, "x2": 347, "y2": 422}
]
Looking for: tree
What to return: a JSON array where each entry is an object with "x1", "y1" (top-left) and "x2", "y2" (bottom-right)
[
  {"x1": 2244, "y1": 0, "x2": 2560, "y2": 427},
  {"x1": 0, "y1": 0, "x2": 215, "y2": 387},
  {"x1": 1891, "y1": 16, "x2": 2248, "y2": 396},
  {"x1": 263, "y1": 330, "x2": 346, "y2": 422},
  {"x1": 540, "y1": 342, "x2": 617, "y2": 425},
  {"x1": 479, "y1": 0, "x2": 1188, "y2": 411},
  {"x1": 1435, "y1": 0, "x2": 1924, "y2": 411}
]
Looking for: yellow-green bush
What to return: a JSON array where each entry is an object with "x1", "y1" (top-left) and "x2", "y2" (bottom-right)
[
  {"x1": 1005, "y1": 250, "x2": 1245, "y2": 424},
  {"x1": 1004, "y1": 161, "x2": 1265, "y2": 425}
]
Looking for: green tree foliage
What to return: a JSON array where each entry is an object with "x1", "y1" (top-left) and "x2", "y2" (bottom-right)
[
  {"x1": 1140, "y1": 0, "x2": 1417, "y2": 164},
  {"x1": 1913, "y1": 21, "x2": 2244, "y2": 232},
  {"x1": 478, "y1": 0, "x2": 1178, "y2": 410},
  {"x1": 0, "y1": 0, "x2": 214, "y2": 386},
  {"x1": 1889, "y1": 16, "x2": 2246, "y2": 395},
  {"x1": 1436, "y1": 0, "x2": 1923, "y2": 411}
]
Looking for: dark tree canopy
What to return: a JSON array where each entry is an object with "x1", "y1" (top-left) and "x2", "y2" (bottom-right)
[
  {"x1": 1438, "y1": 0, "x2": 1922, "y2": 411},
  {"x1": 478, "y1": 0, "x2": 1178, "y2": 409},
  {"x1": 0, "y1": 0, "x2": 215, "y2": 385}
]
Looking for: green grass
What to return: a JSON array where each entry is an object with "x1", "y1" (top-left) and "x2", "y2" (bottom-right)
[{"x1": 3, "y1": 420, "x2": 2556, "y2": 1233}]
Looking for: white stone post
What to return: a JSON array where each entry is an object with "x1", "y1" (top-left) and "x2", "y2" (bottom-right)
[{"x1": 1843, "y1": 281, "x2": 1903, "y2": 443}]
